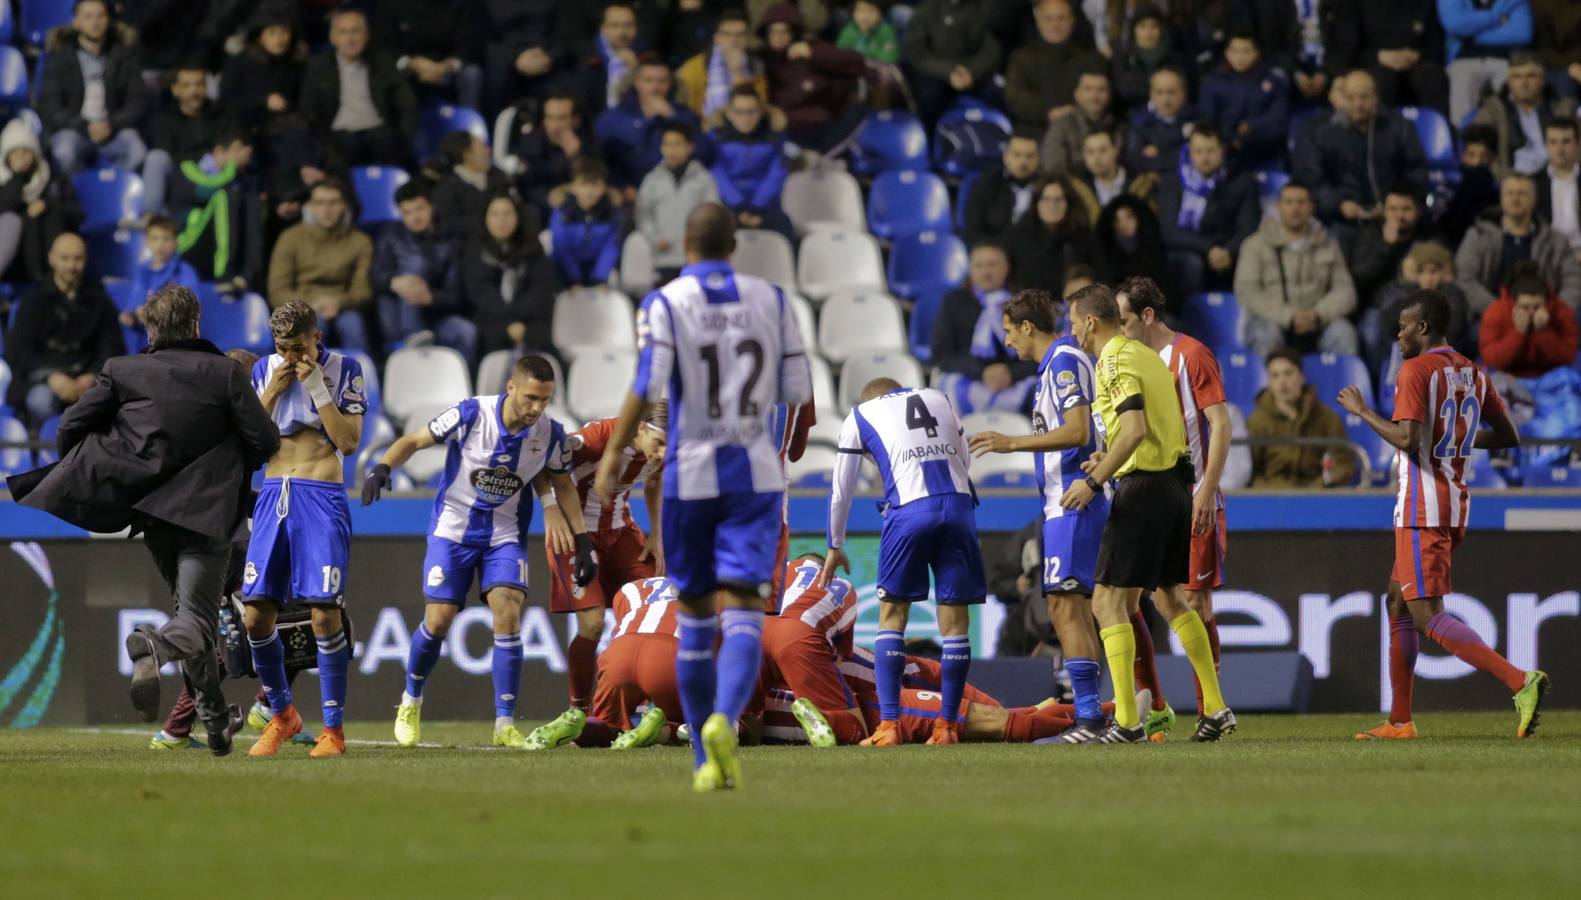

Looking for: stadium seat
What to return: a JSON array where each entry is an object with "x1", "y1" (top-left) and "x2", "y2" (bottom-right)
[
  {"x1": 383, "y1": 345, "x2": 472, "y2": 429},
  {"x1": 352, "y1": 166, "x2": 410, "y2": 227},
  {"x1": 476, "y1": 349, "x2": 514, "y2": 396},
  {"x1": 970, "y1": 447, "x2": 1036, "y2": 486},
  {"x1": 730, "y1": 228, "x2": 797, "y2": 288},
  {"x1": 1181, "y1": 292, "x2": 1245, "y2": 354},
  {"x1": 0, "y1": 359, "x2": 11, "y2": 408},
  {"x1": 849, "y1": 111, "x2": 928, "y2": 177},
  {"x1": 0, "y1": 1, "x2": 12, "y2": 44},
  {"x1": 805, "y1": 414, "x2": 842, "y2": 447},
  {"x1": 346, "y1": 412, "x2": 396, "y2": 488},
  {"x1": 838, "y1": 350, "x2": 923, "y2": 412},
  {"x1": 953, "y1": 171, "x2": 979, "y2": 232},
  {"x1": 867, "y1": 169, "x2": 952, "y2": 242},
  {"x1": 199, "y1": 292, "x2": 272, "y2": 356},
  {"x1": 85, "y1": 228, "x2": 146, "y2": 280},
  {"x1": 932, "y1": 99, "x2": 1012, "y2": 178},
  {"x1": 412, "y1": 104, "x2": 489, "y2": 164},
  {"x1": 74, "y1": 168, "x2": 144, "y2": 234},
  {"x1": 21, "y1": 0, "x2": 70, "y2": 48},
  {"x1": 909, "y1": 289, "x2": 945, "y2": 362},
  {"x1": 1522, "y1": 462, "x2": 1580, "y2": 488},
  {"x1": 1399, "y1": 106, "x2": 1455, "y2": 170},
  {"x1": 0, "y1": 46, "x2": 28, "y2": 112},
  {"x1": 787, "y1": 443, "x2": 837, "y2": 487},
  {"x1": 1304, "y1": 352, "x2": 1374, "y2": 417},
  {"x1": 1222, "y1": 403, "x2": 1251, "y2": 489},
  {"x1": 618, "y1": 231, "x2": 656, "y2": 296},
  {"x1": 809, "y1": 354, "x2": 838, "y2": 416},
  {"x1": 1220, "y1": 349, "x2": 1267, "y2": 414},
  {"x1": 960, "y1": 410, "x2": 1033, "y2": 437},
  {"x1": 401, "y1": 403, "x2": 453, "y2": 482},
  {"x1": 1344, "y1": 412, "x2": 1394, "y2": 484},
  {"x1": 552, "y1": 287, "x2": 635, "y2": 359},
  {"x1": 818, "y1": 292, "x2": 907, "y2": 364},
  {"x1": 796, "y1": 228, "x2": 885, "y2": 299},
  {"x1": 1463, "y1": 449, "x2": 1504, "y2": 490},
  {"x1": 1378, "y1": 343, "x2": 1402, "y2": 418},
  {"x1": 789, "y1": 293, "x2": 818, "y2": 359},
  {"x1": 1255, "y1": 168, "x2": 1289, "y2": 217},
  {"x1": 887, "y1": 231, "x2": 967, "y2": 301},
  {"x1": 567, "y1": 348, "x2": 637, "y2": 421},
  {"x1": 35, "y1": 415, "x2": 59, "y2": 464},
  {"x1": 781, "y1": 168, "x2": 866, "y2": 234},
  {"x1": 0, "y1": 412, "x2": 31, "y2": 476}
]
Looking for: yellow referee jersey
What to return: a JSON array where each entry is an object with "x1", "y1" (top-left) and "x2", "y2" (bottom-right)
[{"x1": 1094, "y1": 334, "x2": 1189, "y2": 477}]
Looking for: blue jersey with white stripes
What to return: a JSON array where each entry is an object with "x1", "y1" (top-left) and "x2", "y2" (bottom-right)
[
  {"x1": 1033, "y1": 337, "x2": 1100, "y2": 519},
  {"x1": 426, "y1": 396, "x2": 570, "y2": 547},
  {"x1": 251, "y1": 347, "x2": 367, "y2": 457}
]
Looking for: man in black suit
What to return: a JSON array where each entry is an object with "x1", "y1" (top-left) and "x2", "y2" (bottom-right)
[
  {"x1": 299, "y1": 8, "x2": 419, "y2": 167},
  {"x1": 8, "y1": 285, "x2": 279, "y2": 754},
  {"x1": 1536, "y1": 117, "x2": 1581, "y2": 265}
]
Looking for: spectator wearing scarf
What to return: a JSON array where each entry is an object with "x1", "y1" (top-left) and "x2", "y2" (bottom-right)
[{"x1": 931, "y1": 243, "x2": 1039, "y2": 414}]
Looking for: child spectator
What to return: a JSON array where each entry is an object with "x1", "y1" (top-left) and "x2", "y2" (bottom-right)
[
  {"x1": 0, "y1": 118, "x2": 83, "y2": 284},
  {"x1": 549, "y1": 157, "x2": 624, "y2": 288},
  {"x1": 1437, "y1": 124, "x2": 1501, "y2": 243},
  {"x1": 1124, "y1": 67, "x2": 1193, "y2": 177},
  {"x1": 373, "y1": 179, "x2": 475, "y2": 363},
  {"x1": 170, "y1": 126, "x2": 264, "y2": 292},
  {"x1": 1480, "y1": 268, "x2": 1580, "y2": 378},
  {"x1": 121, "y1": 216, "x2": 201, "y2": 351},
  {"x1": 1199, "y1": 32, "x2": 1289, "y2": 168},
  {"x1": 636, "y1": 123, "x2": 718, "y2": 282},
  {"x1": 708, "y1": 86, "x2": 793, "y2": 241},
  {"x1": 1111, "y1": 6, "x2": 1188, "y2": 114},
  {"x1": 836, "y1": 0, "x2": 899, "y2": 64}
]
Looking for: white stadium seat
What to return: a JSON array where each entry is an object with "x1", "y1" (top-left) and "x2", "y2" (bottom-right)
[
  {"x1": 960, "y1": 410, "x2": 1034, "y2": 437},
  {"x1": 782, "y1": 168, "x2": 865, "y2": 234},
  {"x1": 553, "y1": 287, "x2": 636, "y2": 359},
  {"x1": 790, "y1": 292, "x2": 818, "y2": 359},
  {"x1": 475, "y1": 349, "x2": 514, "y2": 396},
  {"x1": 796, "y1": 228, "x2": 885, "y2": 300},
  {"x1": 731, "y1": 228, "x2": 797, "y2": 288},
  {"x1": 618, "y1": 231, "x2": 658, "y2": 296},
  {"x1": 969, "y1": 445, "x2": 1036, "y2": 478},
  {"x1": 568, "y1": 348, "x2": 638, "y2": 422},
  {"x1": 809, "y1": 353, "x2": 839, "y2": 416},
  {"x1": 401, "y1": 403, "x2": 453, "y2": 482},
  {"x1": 805, "y1": 414, "x2": 842, "y2": 447},
  {"x1": 1222, "y1": 402, "x2": 1252, "y2": 490},
  {"x1": 817, "y1": 292, "x2": 907, "y2": 364},
  {"x1": 838, "y1": 350, "x2": 924, "y2": 412},
  {"x1": 383, "y1": 346, "x2": 471, "y2": 430},
  {"x1": 786, "y1": 443, "x2": 838, "y2": 487}
]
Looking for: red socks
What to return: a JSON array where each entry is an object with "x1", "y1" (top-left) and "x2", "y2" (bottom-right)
[
  {"x1": 1003, "y1": 708, "x2": 1075, "y2": 742},
  {"x1": 567, "y1": 635, "x2": 598, "y2": 710},
  {"x1": 1388, "y1": 614, "x2": 1418, "y2": 724},
  {"x1": 1129, "y1": 610, "x2": 1166, "y2": 711},
  {"x1": 1425, "y1": 612, "x2": 1526, "y2": 693},
  {"x1": 1194, "y1": 617, "x2": 1222, "y2": 717}
]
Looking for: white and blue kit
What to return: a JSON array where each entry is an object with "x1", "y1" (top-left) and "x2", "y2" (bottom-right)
[
  {"x1": 1034, "y1": 337, "x2": 1108, "y2": 595},
  {"x1": 421, "y1": 396, "x2": 570, "y2": 604},
  {"x1": 829, "y1": 387, "x2": 987, "y2": 604},
  {"x1": 632, "y1": 259, "x2": 812, "y2": 597},
  {"x1": 243, "y1": 348, "x2": 366, "y2": 605}
]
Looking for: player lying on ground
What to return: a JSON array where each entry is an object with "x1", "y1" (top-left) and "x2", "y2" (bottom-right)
[
  {"x1": 759, "y1": 554, "x2": 868, "y2": 744},
  {"x1": 1337, "y1": 288, "x2": 1549, "y2": 740},
  {"x1": 362, "y1": 354, "x2": 597, "y2": 749}
]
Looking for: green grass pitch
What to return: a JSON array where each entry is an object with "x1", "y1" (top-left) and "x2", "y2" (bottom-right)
[{"x1": 2, "y1": 713, "x2": 1579, "y2": 899}]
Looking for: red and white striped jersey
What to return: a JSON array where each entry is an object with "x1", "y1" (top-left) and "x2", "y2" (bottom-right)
[
  {"x1": 568, "y1": 418, "x2": 661, "y2": 533},
  {"x1": 778, "y1": 560, "x2": 857, "y2": 658},
  {"x1": 609, "y1": 577, "x2": 681, "y2": 639},
  {"x1": 1392, "y1": 348, "x2": 1505, "y2": 528},
  {"x1": 1159, "y1": 332, "x2": 1226, "y2": 508}
]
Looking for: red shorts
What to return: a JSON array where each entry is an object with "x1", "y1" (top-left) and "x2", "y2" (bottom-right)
[
  {"x1": 894, "y1": 689, "x2": 975, "y2": 742},
  {"x1": 761, "y1": 618, "x2": 857, "y2": 714},
  {"x1": 590, "y1": 634, "x2": 681, "y2": 731},
  {"x1": 548, "y1": 525, "x2": 656, "y2": 613},
  {"x1": 1185, "y1": 508, "x2": 1226, "y2": 591},
  {"x1": 1391, "y1": 526, "x2": 1464, "y2": 601}
]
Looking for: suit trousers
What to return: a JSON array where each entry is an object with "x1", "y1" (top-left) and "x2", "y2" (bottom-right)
[{"x1": 140, "y1": 520, "x2": 232, "y2": 730}]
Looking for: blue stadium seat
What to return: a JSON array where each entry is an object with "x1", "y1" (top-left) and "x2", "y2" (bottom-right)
[
  {"x1": 954, "y1": 170, "x2": 979, "y2": 232},
  {"x1": 0, "y1": 46, "x2": 28, "y2": 112},
  {"x1": 1303, "y1": 352, "x2": 1374, "y2": 417},
  {"x1": 867, "y1": 169, "x2": 951, "y2": 241},
  {"x1": 104, "y1": 278, "x2": 146, "y2": 352},
  {"x1": 36, "y1": 415, "x2": 60, "y2": 465},
  {"x1": 0, "y1": 0, "x2": 13, "y2": 44},
  {"x1": 909, "y1": 289, "x2": 945, "y2": 362},
  {"x1": 352, "y1": 166, "x2": 411, "y2": 227},
  {"x1": 1399, "y1": 106, "x2": 1455, "y2": 170},
  {"x1": 888, "y1": 231, "x2": 967, "y2": 301},
  {"x1": 1344, "y1": 412, "x2": 1394, "y2": 485},
  {"x1": 85, "y1": 228, "x2": 146, "y2": 280},
  {"x1": 977, "y1": 471, "x2": 1038, "y2": 489},
  {"x1": 792, "y1": 469, "x2": 834, "y2": 488},
  {"x1": 200, "y1": 292, "x2": 273, "y2": 356},
  {"x1": 1463, "y1": 449, "x2": 1505, "y2": 490},
  {"x1": 1181, "y1": 292, "x2": 1245, "y2": 354},
  {"x1": 412, "y1": 104, "x2": 489, "y2": 164},
  {"x1": 1522, "y1": 463, "x2": 1580, "y2": 488},
  {"x1": 74, "y1": 168, "x2": 144, "y2": 234},
  {"x1": 1255, "y1": 168, "x2": 1289, "y2": 216},
  {"x1": 849, "y1": 111, "x2": 928, "y2": 177},
  {"x1": 932, "y1": 99, "x2": 1011, "y2": 178},
  {"x1": 1220, "y1": 348, "x2": 1267, "y2": 414},
  {"x1": 0, "y1": 412, "x2": 31, "y2": 475},
  {"x1": 21, "y1": 0, "x2": 71, "y2": 48}
]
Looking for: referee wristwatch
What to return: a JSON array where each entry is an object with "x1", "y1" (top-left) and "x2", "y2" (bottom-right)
[{"x1": 1084, "y1": 475, "x2": 1103, "y2": 493}]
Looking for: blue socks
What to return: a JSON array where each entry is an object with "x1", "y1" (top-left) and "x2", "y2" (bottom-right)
[
  {"x1": 315, "y1": 627, "x2": 350, "y2": 729},
  {"x1": 1067, "y1": 656, "x2": 1103, "y2": 724},
  {"x1": 874, "y1": 629, "x2": 905, "y2": 721},
  {"x1": 404, "y1": 624, "x2": 443, "y2": 699},
  {"x1": 675, "y1": 612, "x2": 718, "y2": 769},
  {"x1": 715, "y1": 609, "x2": 764, "y2": 724},
  {"x1": 939, "y1": 634, "x2": 972, "y2": 724},
  {"x1": 492, "y1": 631, "x2": 523, "y2": 718},
  {"x1": 249, "y1": 630, "x2": 292, "y2": 714}
]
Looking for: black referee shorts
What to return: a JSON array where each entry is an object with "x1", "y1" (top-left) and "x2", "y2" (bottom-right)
[{"x1": 1095, "y1": 457, "x2": 1195, "y2": 591}]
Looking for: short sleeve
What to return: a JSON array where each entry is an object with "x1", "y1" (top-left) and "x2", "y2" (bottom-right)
[
  {"x1": 336, "y1": 356, "x2": 368, "y2": 415},
  {"x1": 573, "y1": 418, "x2": 611, "y2": 464},
  {"x1": 545, "y1": 419, "x2": 572, "y2": 473},
  {"x1": 250, "y1": 356, "x2": 271, "y2": 399},
  {"x1": 633, "y1": 292, "x2": 674, "y2": 403},
  {"x1": 1049, "y1": 354, "x2": 1092, "y2": 411},
  {"x1": 1188, "y1": 347, "x2": 1227, "y2": 409},
  {"x1": 1480, "y1": 370, "x2": 1507, "y2": 419},
  {"x1": 1392, "y1": 360, "x2": 1429, "y2": 424},
  {"x1": 427, "y1": 397, "x2": 480, "y2": 443},
  {"x1": 1104, "y1": 350, "x2": 1144, "y2": 407}
]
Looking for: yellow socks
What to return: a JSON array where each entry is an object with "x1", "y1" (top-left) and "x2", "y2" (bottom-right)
[
  {"x1": 1171, "y1": 611, "x2": 1226, "y2": 714},
  {"x1": 1099, "y1": 623, "x2": 1138, "y2": 728}
]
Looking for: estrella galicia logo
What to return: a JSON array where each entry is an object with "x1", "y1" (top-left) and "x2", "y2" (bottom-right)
[
  {"x1": 0, "y1": 543, "x2": 63, "y2": 728},
  {"x1": 469, "y1": 465, "x2": 525, "y2": 504}
]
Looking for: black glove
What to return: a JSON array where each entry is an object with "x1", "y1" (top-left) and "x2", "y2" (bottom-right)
[
  {"x1": 573, "y1": 532, "x2": 598, "y2": 587},
  {"x1": 361, "y1": 463, "x2": 391, "y2": 506}
]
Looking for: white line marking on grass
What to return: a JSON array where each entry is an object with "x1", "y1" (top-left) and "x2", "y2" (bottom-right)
[{"x1": 68, "y1": 727, "x2": 504, "y2": 752}]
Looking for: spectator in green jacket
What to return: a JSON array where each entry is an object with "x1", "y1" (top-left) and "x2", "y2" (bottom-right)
[{"x1": 836, "y1": 1, "x2": 899, "y2": 64}]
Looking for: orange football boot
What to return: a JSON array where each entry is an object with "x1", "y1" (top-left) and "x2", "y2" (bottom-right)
[
  {"x1": 310, "y1": 726, "x2": 346, "y2": 757},
  {"x1": 859, "y1": 720, "x2": 903, "y2": 747},
  {"x1": 1354, "y1": 721, "x2": 1418, "y2": 740},
  {"x1": 925, "y1": 719, "x2": 961, "y2": 746},
  {"x1": 248, "y1": 705, "x2": 303, "y2": 756}
]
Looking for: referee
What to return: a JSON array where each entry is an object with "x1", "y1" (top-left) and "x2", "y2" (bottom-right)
[{"x1": 1059, "y1": 284, "x2": 1236, "y2": 743}]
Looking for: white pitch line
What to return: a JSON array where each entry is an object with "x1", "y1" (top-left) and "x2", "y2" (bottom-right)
[{"x1": 69, "y1": 726, "x2": 506, "y2": 752}]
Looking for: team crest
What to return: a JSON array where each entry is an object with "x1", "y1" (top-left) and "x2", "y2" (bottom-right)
[
  {"x1": 427, "y1": 566, "x2": 446, "y2": 588},
  {"x1": 244, "y1": 562, "x2": 257, "y2": 584},
  {"x1": 706, "y1": 272, "x2": 727, "y2": 290}
]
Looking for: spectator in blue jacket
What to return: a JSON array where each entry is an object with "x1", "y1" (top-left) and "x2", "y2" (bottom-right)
[
  {"x1": 1125, "y1": 67, "x2": 1194, "y2": 177},
  {"x1": 1440, "y1": 0, "x2": 1534, "y2": 127},
  {"x1": 708, "y1": 86, "x2": 793, "y2": 242},
  {"x1": 549, "y1": 156, "x2": 624, "y2": 287},
  {"x1": 120, "y1": 216, "x2": 201, "y2": 352},
  {"x1": 1199, "y1": 32, "x2": 1289, "y2": 169},
  {"x1": 372, "y1": 179, "x2": 476, "y2": 363},
  {"x1": 594, "y1": 60, "x2": 705, "y2": 198}
]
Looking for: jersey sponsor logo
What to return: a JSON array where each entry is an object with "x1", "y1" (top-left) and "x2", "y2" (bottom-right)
[
  {"x1": 899, "y1": 441, "x2": 959, "y2": 462},
  {"x1": 1054, "y1": 576, "x2": 1083, "y2": 592},
  {"x1": 350, "y1": 374, "x2": 364, "y2": 394},
  {"x1": 470, "y1": 466, "x2": 525, "y2": 503},
  {"x1": 429, "y1": 406, "x2": 462, "y2": 439},
  {"x1": 244, "y1": 562, "x2": 258, "y2": 585},
  {"x1": 427, "y1": 565, "x2": 446, "y2": 588},
  {"x1": 1056, "y1": 369, "x2": 1075, "y2": 386},
  {"x1": 1031, "y1": 411, "x2": 1048, "y2": 434}
]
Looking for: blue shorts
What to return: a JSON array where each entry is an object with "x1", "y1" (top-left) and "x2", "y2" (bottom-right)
[
  {"x1": 662, "y1": 490, "x2": 783, "y2": 600},
  {"x1": 876, "y1": 495, "x2": 986, "y2": 605},
  {"x1": 243, "y1": 477, "x2": 351, "y2": 606},
  {"x1": 422, "y1": 536, "x2": 528, "y2": 605},
  {"x1": 1041, "y1": 497, "x2": 1108, "y2": 596}
]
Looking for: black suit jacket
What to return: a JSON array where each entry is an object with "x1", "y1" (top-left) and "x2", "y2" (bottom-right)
[
  {"x1": 1535, "y1": 170, "x2": 1581, "y2": 233},
  {"x1": 7, "y1": 340, "x2": 280, "y2": 538},
  {"x1": 298, "y1": 51, "x2": 419, "y2": 140}
]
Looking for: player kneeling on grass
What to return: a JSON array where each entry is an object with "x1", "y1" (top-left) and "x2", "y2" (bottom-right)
[{"x1": 361, "y1": 354, "x2": 597, "y2": 749}]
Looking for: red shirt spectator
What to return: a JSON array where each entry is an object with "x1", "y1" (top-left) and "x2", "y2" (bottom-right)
[{"x1": 1480, "y1": 276, "x2": 1580, "y2": 378}]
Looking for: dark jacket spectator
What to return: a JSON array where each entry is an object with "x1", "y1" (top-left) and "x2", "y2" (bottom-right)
[
  {"x1": 668, "y1": 1, "x2": 722, "y2": 68},
  {"x1": 1470, "y1": 65, "x2": 1573, "y2": 179},
  {"x1": 758, "y1": 4, "x2": 866, "y2": 149},
  {"x1": 463, "y1": 194, "x2": 559, "y2": 358},
  {"x1": 480, "y1": 0, "x2": 576, "y2": 114},
  {"x1": 1111, "y1": 9, "x2": 1191, "y2": 114},
  {"x1": 1456, "y1": 207, "x2": 1581, "y2": 313},
  {"x1": 372, "y1": 193, "x2": 475, "y2": 362},
  {"x1": 0, "y1": 119, "x2": 84, "y2": 284},
  {"x1": 509, "y1": 95, "x2": 587, "y2": 219},
  {"x1": 593, "y1": 67, "x2": 705, "y2": 190},
  {"x1": 146, "y1": 96, "x2": 217, "y2": 166},
  {"x1": 930, "y1": 287, "x2": 1037, "y2": 383},
  {"x1": 1247, "y1": 372, "x2": 1355, "y2": 488},
  {"x1": 1347, "y1": 191, "x2": 1425, "y2": 305},
  {"x1": 1241, "y1": 0, "x2": 1344, "y2": 92},
  {"x1": 1293, "y1": 102, "x2": 1428, "y2": 224},
  {"x1": 549, "y1": 194, "x2": 623, "y2": 287},
  {"x1": 904, "y1": 0, "x2": 1004, "y2": 117},
  {"x1": 1097, "y1": 194, "x2": 1174, "y2": 299},
  {"x1": 1198, "y1": 50, "x2": 1290, "y2": 166},
  {"x1": 372, "y1": 223, "x2": 464, "y2": 316},
  {"x1": 1124, "y1": 69, "x2": 1193, "y2": 176},
  {"x1": 572, "y1": 3, "x2": 655, "y2": 113},
  {"x1": 427, "y1": 131, "x2": 518, "y2": 241},
  {"x1": 1157, "y1": 161, "x2": 1259, "y2": 258},
  {"x1": 962, "y1": 133, "x2": 1042, "y2": 245},
  {"x1": 1002, "y1": 178, "x2": 1106, "y2": 296},
  {"x1": 219, "y1": 8, "x2": 308, "y2": 132},
  {"x1": 1438, "y1": 127, "x2": 1502, "y2": 242},
  {"x1": 1334, "y1": 0, "x2": 1448, "y2": 111},
  {"x1": 1480, "y1": 283, "x2": 1581, "y2": 377},
  {"x1": 1532, "y1": 0, "x2": 1581, "y2": 95},
  {"x1": 37, "y1": 16, "x2": 151, "y2": 174},
  {"x1": 5, "y1": 250, "x2": 124, "y2": 415},
  {"x1": 1004, "y1": 0, "x2": 1103, "y2": 130},
  {"x1": 298, "y1": 10, "x2": 420, "y2": 167},
  {"x1": 373, "y1": 0, "x2": 482, "y2": 107}
]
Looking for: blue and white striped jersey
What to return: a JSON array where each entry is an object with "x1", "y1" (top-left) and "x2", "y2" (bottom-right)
[
  {"x1": 251, "y1": 347, "x2": 367, "y2": 458},
  {"x1": 426, "y1": 396, "x2": 571, "y2": 547},
  {"x1": 828, "y1": 387, "x2": 971, "y2": 548},
  {"x1": 632, "y1": 260, "x2": 812, "y2": 500},
  {"x1": 1033, "y1": 337, "x2": 1101, "y2": 519}
]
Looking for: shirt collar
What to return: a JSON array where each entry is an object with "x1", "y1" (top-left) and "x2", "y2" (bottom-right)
[{"x1": 681, "y1": 259, "x2": 733, "y2": 279}]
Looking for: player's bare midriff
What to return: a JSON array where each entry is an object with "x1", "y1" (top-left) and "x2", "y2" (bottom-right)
[{"x1": 265, "y1": 430, "x2": 344, "y2": 482}]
